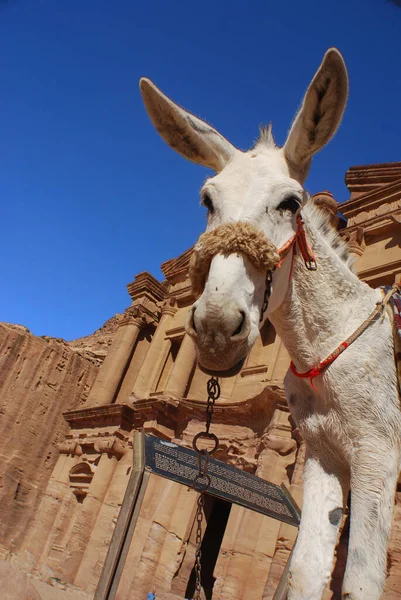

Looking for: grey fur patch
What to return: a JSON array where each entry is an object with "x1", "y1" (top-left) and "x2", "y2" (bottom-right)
[
  {"x1": 168, "y1": 124, "x2": 208, "y2": 161},
  {"x1": 328, "y1": 507, "x2": 343, "y2": 526},
  {"x1": 320, "y1": 222, "x2": 330, "y2": 236},
  {"x1": 349, "y1": 548, "x2": 367, "y2": 568},
  {"x1": 304, "y1": 204, "x2": 356, "y2": 273},
  {"x1": 368, "y1": 502, "x2": 379, "y2": 523}
]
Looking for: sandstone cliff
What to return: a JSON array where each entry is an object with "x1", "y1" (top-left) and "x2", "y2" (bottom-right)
[
  {"x1": 0, "y1": 323, "x2": 99, "y2": 555},
  {"x1": 66, "y1": 314, "x2": 123, "y2": 367}
]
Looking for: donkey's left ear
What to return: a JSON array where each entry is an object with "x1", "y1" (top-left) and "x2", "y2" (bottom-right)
[
  {"x1": 284, "y1": 48, "x2": 348, "y2": 183},
  {"x1": 140, "y1": 78, "x2": 236, "y2": 172}
]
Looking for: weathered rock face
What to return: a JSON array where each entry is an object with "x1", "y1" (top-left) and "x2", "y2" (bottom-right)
[
  {"x1": 0, "y1": 559, "x2": 42, "y2": 600},
  {"x1": 0, "y1": 323, "x2": 98, "y2": 555},
  {"x1": 67, "y1": 314, "x2": 123, "y2": 367}
]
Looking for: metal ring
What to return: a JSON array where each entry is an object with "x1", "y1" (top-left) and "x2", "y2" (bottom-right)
[
  {"x1": 193, "y1": 432, "x2": 219, "y2": 455},
  {"x1": 193, "y1": 473, "x2": 211, "y2": 492},
  {"x1": 305, "y1": 259, "x2": 317, "y2": 271},
  {"x1": 207, "y1": 378, "x2": 221, "y2": 400}
]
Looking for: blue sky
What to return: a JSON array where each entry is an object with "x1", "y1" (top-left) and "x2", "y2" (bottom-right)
[{"x1": 2, "y1": 0, "x2": 401, "y2": 340}]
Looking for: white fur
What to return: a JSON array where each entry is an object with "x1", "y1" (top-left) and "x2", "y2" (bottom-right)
[{"x1": 140, "y1": 48, "x2": 400, "y2": 599}]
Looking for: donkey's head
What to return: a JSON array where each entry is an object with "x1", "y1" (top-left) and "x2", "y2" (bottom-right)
[{"x1": 140, "y1": 49, "x2": 348, "y2": 373}]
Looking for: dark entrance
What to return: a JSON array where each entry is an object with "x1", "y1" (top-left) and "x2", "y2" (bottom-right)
[{"x1": 185, "y1": 495, "x2": 231, "y2": 600}]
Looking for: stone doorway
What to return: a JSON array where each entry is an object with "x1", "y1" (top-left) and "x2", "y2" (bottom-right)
[{"x1": 185, "y1": 495, "x2": 231, "y2": 600}]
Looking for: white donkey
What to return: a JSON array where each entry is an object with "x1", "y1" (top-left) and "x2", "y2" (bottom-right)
[{"x1": 140, "y1": 49, "x2": 401, "y2": 599}]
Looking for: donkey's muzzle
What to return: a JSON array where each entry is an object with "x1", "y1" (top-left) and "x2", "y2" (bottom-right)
[
  {"x1": 188, "y1": 304, "x2": 250, "y2": 342},
  {"x1": 187, "y1": 302, "x2": 251, "y2": 372},
  {"x1": 187, "y1": 222, "x2": 279, "y2": 372}
]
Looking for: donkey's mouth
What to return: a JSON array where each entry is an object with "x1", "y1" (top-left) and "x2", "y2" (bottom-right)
[
  {"x1": 194, "y1": 337, "x2": 249, "y2": 376},
  {"x1": 197, "y1": 357, "x2": 245, "y2": 378}
]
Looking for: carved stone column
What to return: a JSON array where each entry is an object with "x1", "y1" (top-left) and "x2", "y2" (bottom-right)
[
  {"x1": 343, "y1": 227, "x2": 366, "y2": 260},
  {"x1": 163, "y1": 333, "x2": 197, "y2": 400},
  {"x1": 87, "y1": 310, "x2": 148, "y2": 407},
  {"x1": 113, "y1": 477, "x2": 198, "y2": 599},
  {"x1": 214, "y1": 405, "x2": 296, "y2": 600},
  {"x1": 61, "y1": 449, "x2": 119, "y2": 582},
  {"x1": 132, "y1": 297, "x2": 178, "y2": 399},
  {"x1": 74, "y1": 442, "x2": 128, "y2": 591},
  {"x1": 22, "y1": 442, "x2": 82, "y2": 565}
]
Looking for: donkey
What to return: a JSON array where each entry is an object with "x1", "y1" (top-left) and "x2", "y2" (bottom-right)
[{"x1": 140, "y1": 49, "x2": 401, "y2": 599}]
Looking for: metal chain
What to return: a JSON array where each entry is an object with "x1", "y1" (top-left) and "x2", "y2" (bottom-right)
[
  {"x1": 259, "y1": 269, "x2": 273, "y2": 322},
  {"x1": 194, "y1": 493, "x2": 205, "y2": 600},
  {"x1": 192, "y1": 376, "x2": 221, "y2": 600}
]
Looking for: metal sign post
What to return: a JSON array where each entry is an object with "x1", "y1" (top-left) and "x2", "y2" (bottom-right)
[
  {"x1": 272, "y1": 548, "x2": 294, "y2": 600},
  {"x1": 94, "y1": 430, "x2": 149, "y2": 600},
  {"x1": 94, "y1": 432, "x2": 300, "y2": 600}
]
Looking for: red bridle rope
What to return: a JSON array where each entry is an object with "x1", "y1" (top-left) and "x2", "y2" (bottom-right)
[
  {"x1": 277, "y1": 214, "x2": 317, "y2": 272},
  {"x1": 283, "y1": 221, "x2": 400, "y2": 389}
]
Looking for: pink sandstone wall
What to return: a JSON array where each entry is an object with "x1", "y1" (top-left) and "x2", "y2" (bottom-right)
[{"x1": 0, "y1": 323, "x2": 98, "y2": 556}]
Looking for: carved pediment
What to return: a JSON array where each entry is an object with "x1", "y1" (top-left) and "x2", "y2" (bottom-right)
[
  {"x1": 341, "y1": 179, "x2": 401, "y2": 233},
  {"x1": 127, "y1": 271, "x2": 166, "y2": 304},
  {"x1": 161, "y1": 248, "x2": 194, "y2": 285},
  {"x1": 345, "y1": 161, "x2": 401, "y2": 200}
]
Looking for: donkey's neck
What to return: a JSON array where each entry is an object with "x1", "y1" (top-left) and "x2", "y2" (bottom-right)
[{"x1": 269, "y1": 214, "x2": 378, "y2": 372}]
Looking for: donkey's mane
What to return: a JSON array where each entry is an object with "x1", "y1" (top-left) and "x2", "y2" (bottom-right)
[
  {"x1": 253, "y1": 124, "x2": 277, "y2": 150},
  {"x1": 303, "y1": 203, "x2": 356, "y2": 272}
]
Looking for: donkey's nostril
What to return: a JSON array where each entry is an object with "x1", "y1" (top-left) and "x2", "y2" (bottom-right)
[{"x1": 231, "y1": 311, "x2": 246, "y2": 338}]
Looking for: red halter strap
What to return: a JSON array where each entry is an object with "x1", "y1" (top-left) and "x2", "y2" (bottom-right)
[
  {"x1": 277, "y1": 215, "x2": 317, "y2": 271},
  {"x1": 290, "y1": 343, "x2": 349, "y2": 390},
  {"x1": 290, "y1": 283, "x2": 401, "y2": 390},
  {"x1": 276, "y1": 215, "x2": 396, "y2": 390}
]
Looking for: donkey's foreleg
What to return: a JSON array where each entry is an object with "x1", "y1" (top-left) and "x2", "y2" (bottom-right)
[
  {"x1": 288, "y1": 453, "x2": 348, "y2": 600},
  {"x1": 342, "y1": 443, "x2": 400, "y2": 600}
]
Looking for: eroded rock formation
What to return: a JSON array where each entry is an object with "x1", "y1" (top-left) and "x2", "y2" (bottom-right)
[{"x1": 0, "y1": 323, "x2": 98, "y2": 555}]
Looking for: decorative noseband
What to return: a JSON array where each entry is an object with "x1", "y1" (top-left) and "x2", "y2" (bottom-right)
[
  {"x1": 189, "y1": 216, "x2": 316, "y2": 298},
  {"x1": 189, "y1": 221, "x2": 280, "y2": 298}
]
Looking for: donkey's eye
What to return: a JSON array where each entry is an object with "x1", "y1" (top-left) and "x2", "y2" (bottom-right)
[
  {"x1": 276, "y1": 196, "x2": 301, "y2": 214},
  {"x1": 202, "y1": 193, "x2": 215, "y2": 214}
]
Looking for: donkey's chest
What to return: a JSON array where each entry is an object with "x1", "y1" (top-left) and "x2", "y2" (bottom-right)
[
  {"x1": 287, "y1": 388, "x2": 354, "y2": 460},
  {"x1": 285, "y1": 329, "x2": 401, "y2": 456}
]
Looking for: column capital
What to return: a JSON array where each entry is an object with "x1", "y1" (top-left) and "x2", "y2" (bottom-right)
[
  {"x1": 57, "y1": 441, "x2": 83, "y2": 456},
  {"x1": 342, "y1": 226, "x2": 365, "y2": 257},
  {"x1": 161, "y1": 296, "x2": 178, "y2": 317},
  {"x1": 93, "y1": 438, "x2": 127, "y2": 458},
  {"x1": 120, "y1": 305, "x2": 156, "y2": 329}
]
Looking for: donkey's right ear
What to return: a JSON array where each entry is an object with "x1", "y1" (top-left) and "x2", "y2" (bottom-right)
[
  {"x1": 140, "y1": 78, "x2": 236, "y2": 172},
  {"x1": 284, "y1": 49, "x2": 348, "y2": 184}
]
